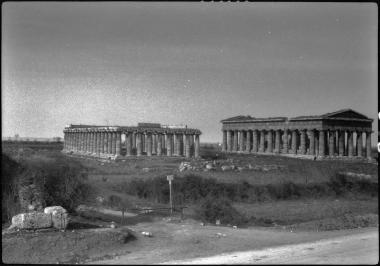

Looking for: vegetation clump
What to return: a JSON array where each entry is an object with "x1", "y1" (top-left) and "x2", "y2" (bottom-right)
[{"x1": 2, "y1": 153, "x2": 91, "y2": 224}]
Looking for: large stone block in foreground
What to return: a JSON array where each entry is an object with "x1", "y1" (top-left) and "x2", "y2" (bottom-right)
[
  {"x1": 44, "y1": 206, "x2": 69, "y2": 229},
  {"x1": 11, "y1": 212, "x2": 52, "y2": 230}
]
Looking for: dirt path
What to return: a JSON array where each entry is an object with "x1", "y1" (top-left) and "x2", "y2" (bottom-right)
[
  {"x1": 89, "y1": 219, "x2": 378, "y2": 265},
  {"x1": 162, "y1": 229, "x2": 379, "y2": 264}
]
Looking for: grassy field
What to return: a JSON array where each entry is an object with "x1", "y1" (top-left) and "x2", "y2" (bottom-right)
[{"x1": 2, "y1": 141, "x2": 378, "y2": 230}]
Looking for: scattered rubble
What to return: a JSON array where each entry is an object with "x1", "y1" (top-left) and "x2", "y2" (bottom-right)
[
  {"x1": 178, "y1": 159, "x2": 286, "y2": 172},
  {"x1": 44, "y1": 206, "x2": 69, "y2": 230},
  {"x1": 141, "y1": 231, "x2": 153, "y2": 237},
  {"x1": 9, "y1": 206, "x2": 69, "y2": 230},
  {"x1": 11, "y1": 212, "x2": 52, "y2": 230}
]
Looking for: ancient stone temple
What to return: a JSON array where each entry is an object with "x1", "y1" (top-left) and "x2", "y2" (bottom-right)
[
  {"x1": 221, "y1": 109, "x2": 373, "y2": 159},
  {"x1": 63, "y1": 123, "x2": 201, "y2": 159}
]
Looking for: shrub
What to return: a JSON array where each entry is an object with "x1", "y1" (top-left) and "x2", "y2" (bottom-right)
[
  {"x1": 196, "y1": 196, "x2": 245, "y2": 225},
  {"x1": 2, "y1": 154, "x2": 23, "y2": 223},
  {"x1": 8, "y1": 155, "x2": 92, "y2": 214}
]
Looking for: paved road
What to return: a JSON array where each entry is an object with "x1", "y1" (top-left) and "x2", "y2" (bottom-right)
[{"x1": 162, "y1": 230, "x2": 379, "y2": 264}]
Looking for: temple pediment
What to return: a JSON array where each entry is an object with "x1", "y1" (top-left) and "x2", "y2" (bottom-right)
[
  {"x1": 321, "y1": 109, "x2": 371, "y2": 120},
  {"x1": 221, "y1": 115, "x2": 253, "y2": 122}
]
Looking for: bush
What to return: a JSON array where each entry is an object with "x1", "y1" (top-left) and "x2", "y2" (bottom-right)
[
  {"x1": 2, "y1": 153, "x2": 92, "y2": 221},
  {"x1": 119, "y1": 172, "x2": 377, "y2": 207},
  {"x1": 329, "y1": 172, "x2": 378, "y2": 197},
  {"x1": 196, "y1": 196, "x2": 245, "y2": 225},
  {"x1": 2, "y1": 154, "x2": 23, "y2": 223}
]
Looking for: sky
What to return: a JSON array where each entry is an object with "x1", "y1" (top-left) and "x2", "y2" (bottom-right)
[{"x1": 2, "y1": 2, "x2": 378, "y2": 143}]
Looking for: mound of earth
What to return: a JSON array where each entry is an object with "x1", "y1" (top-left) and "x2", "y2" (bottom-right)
[{"x1": 2, "y1": 226, "x2": 134, "y2": 264}]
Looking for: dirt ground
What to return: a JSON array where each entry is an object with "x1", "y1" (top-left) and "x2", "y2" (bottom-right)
[
  {"x1": 89, "y1": 218, "x2": 378, "y2": 265},
  {"x1": 3, "y1": 214, "x2": 377, "y2": 265},
  {"x1": 162, "y1": 228, "x2": 379, "y2": 264}
]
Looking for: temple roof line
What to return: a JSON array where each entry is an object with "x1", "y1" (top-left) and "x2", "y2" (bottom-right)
[{"x1": 222, "y1": 108, "x2": 373, "y2": 123}]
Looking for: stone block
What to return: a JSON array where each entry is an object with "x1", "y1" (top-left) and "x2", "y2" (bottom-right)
[
  {"x1": 11, "y1": 212, "x2": 52, "y2": 229},
  {"x1": 44, "y1": 206, "x2": 69, "y2": 229}
]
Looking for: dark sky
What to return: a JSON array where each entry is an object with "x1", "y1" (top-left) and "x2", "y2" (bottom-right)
[{"x1": 2, "y1": 2, "x2": 377, "y2": 143}]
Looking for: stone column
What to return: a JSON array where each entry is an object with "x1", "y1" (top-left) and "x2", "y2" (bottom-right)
[
  {"x1": 338, "y1": 130, "x2": 345, "y2": 156},
  {"x1": 356, "y1": 131, "x2": 363, "y2": 157},
  {"x1": 328, "y1": 130, "x2": 335, "y2": 156},
  {"x1": 107, "y1": 131, "x2": 112, "y2": 155},
  {"x1": 136, "y1": 133, "x2": 142, "y2": 156},
  {"x1": 103, "y1": 131, "x2": 109, "y2": 154},
  {"x1": 152, "y1": 134, "x2": 157, "y2": 155},
  {"x1": 282, "y1": 130, "x2": 288, "y2": 154},
  {"x1": 92, "y1": 132, "x2": 97, "y2": 154},
  {"x1": 314, "y1": 132, "x2": 319, "y2": 156},
  {"x1": 194, "y1": 134, "x2": 200, "y2": 158},
  {"x1": 88, "y1": 132, "x2": 92, "y2": 154},
  {"x1": 267, "y1": 130, "x2": 273, "y2": 153},
  {"x1": 251, "y1": 130, "x2": 257, "y2": 153},
  {"x1": 76, "y1": 132, "x2": 81, "y2": 152},
  {"x1": 77, "y1": 132, "x2": 81, "y2": 152},
  {"x1": 157, "y1": 134, "x2": 162, "y2": 156},
  {"x1": 83, "y1": 132, "x2": 87, "y2": 152},
  {"x1": 233, "y1": 130, "x2": 238, "y2": 152},
  {"x1": 239, "y1": 131, "x2": 244, "y2": 152},
  {"x1": 318, "y1": 130, "x2": 326, "y2": 156},
  {"x1": 178, "y1": 134, "x2": 184, "y2": 156},
  {"x1": 161, "y1": 134, "x2": 166, "y2": 153},
  {"x1": 259, "y1": 130, "x2": 265, "y2": 152},
  {"x1": 185, "y1": 134, "x2": 191, "y2": 158},
  {"x1": 347, "y1": 131, "x2": 354, "y2": 157},
  {"x1": 142, "y1": 134, "x2": 146, "y2": 153},
  {"x1": 177, "y1": 134, "x2": 182, "y2": 156},
  {"x1": 126, "y1": 132, "x2": 132, "y2": 156},
  {"x1": 365, "y1": 132, "x2": 372, "y2": 159},
  {"x1": 96, "y1": 132, "x2": 102, "y2": 155},
  {"x1": 307, "y1": 130, "x2": 315, "y2": 155},
  {"x1": 87, "y1": 132, "x2": 91, "y2": 153},
  {"x1": 222, "y1": 130, "x2": 227, "y2": 152},
  {"x1": 227, "y1": 130, "x2": 232, "y2": 152},
  {"x1": 291, "y1": 130, "x2": 297, "y2": 154},
  {"x1": 86, "y1": 132, "x2": 90, "y2": 153},
  {"x1": 146, "y1": 133, "x2": 152, "y2": 156},
  {"x1": 99, "y1": 132, "x2": 104, "y2": 154},
  {"x1": 66, "y1": 132, "x2": 70, "y2": 151},
  {"x1": 173, "y1": 133, "x2": 178, "y2": 156},
  {"x1": 246, "y1": 130, "x2": 251, "y2": 152},
  {"x1": 274, "y1": 130, "x2": 280, "y2": 153},
  {"x1": 109, "y1": 132, "x2": 115, "y2": 155},
  {"x1": 82, "y1": 132, "x2": 87, "y2": 153},
  {"x1": 100, "y1": 132, "x2": 106, "y2": 153},
  {"x1": 300, "y1": 130, "x2": 306, "y2": 155},
  {"x1": 115, "y1": 132, "x2": 121, "y2": 156},
  {"x1": 72, "y1": 132, "x2": 75, "y2": 151},
  {"x1": 166, "y1": 134, "x2": 173, "y2": 156},
  {"x1": 65, "y1": 132, "x2": 69, "y2": 150},
  {"x1": 76, "y1": 132, "x2": 80, "y2": 152},
  {"x1": 72, "y1": 133, "x2": 75, "y2": 151},
  {"x1": 78, "y1": 132, "x2": 83, "y2": 152},
  {"x1": 132, "y1": 132, "x2": 136, "y2": 150}
]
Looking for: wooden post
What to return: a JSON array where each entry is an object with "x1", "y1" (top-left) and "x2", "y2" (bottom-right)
[{"x1": 167, "y1": 175, "x2": 174, "y2": 214}]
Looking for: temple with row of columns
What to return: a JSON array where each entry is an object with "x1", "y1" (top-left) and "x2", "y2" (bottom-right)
[
  {"x1": 221, "y1": 109, "x2": 373, "y2": 159},
  {"x1": 63, "y1": 123, "x2": 201, "y2": 159}
]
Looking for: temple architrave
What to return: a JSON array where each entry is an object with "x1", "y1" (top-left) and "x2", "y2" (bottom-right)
[
  {"x1": 63, "y1": 123, "x2": 201, "y2": 159},
  {"x1": 221, "y1": 109, "x2": 373, "y2": 159}
]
